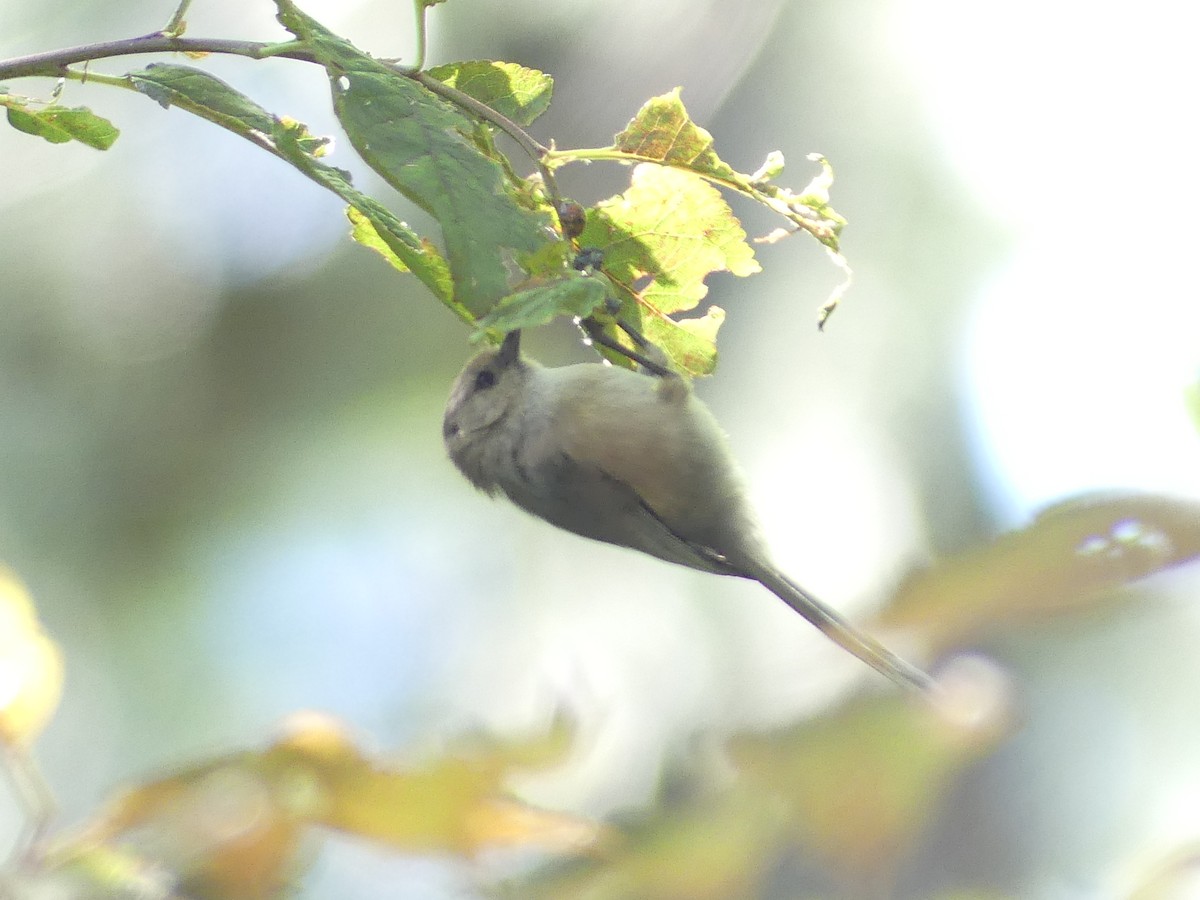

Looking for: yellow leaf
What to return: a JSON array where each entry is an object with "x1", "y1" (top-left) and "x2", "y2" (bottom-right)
[
  {"x1": 82, "y1": 711, "x2": 602, "y2": 898},
  {"x1": 277, "y1": 715, "x2": 603, "y2": 855},
  {"x1": 0, "y1": 567, "x2": 64, "y2": 745}
]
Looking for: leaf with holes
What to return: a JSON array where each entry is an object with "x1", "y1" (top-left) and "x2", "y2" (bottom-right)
[{"x1": 579, "y1": 164, "x2": 756, "y2": 375}]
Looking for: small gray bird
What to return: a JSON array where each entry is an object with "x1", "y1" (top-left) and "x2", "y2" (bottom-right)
[{"x1": 443, "y1": 331, "x2": 932, "y2": 693}]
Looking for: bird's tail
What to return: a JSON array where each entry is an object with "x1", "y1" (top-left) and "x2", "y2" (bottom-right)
[{"x1": 751, "y1": 564, "x2": 935, "y2": 695}]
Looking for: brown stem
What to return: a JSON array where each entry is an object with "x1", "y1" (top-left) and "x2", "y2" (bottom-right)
[{"x1": 0, "y1": 35, "x2": 315, "y2": 81}]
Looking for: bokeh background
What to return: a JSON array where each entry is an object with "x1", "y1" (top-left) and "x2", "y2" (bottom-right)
[{"x1": 2, "y1": 0, "x2": 1199, "y2": 896}]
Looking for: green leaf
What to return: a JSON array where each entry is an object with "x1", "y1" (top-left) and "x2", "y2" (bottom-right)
[
  {"x1": 2, "y1": 102, "x2": 118, "y2": 149},
  {"x1": 276, "y1": 0, "x2": 554, "y2": 318},
  {"x1": 345, "y1": 205, "x2": 457, "y2": 312},
  {"x1": 425, "y1": 60, "x2": 553, "y2": 127},
  {"x1": 126, "y1": 63, "x2": 276, "y2": 134},
  {"x1": 123, "y1": 62, "x2": 457, "y2": 315},
  {"x1": 5, "y1": 106, "x2": 67, "y2": 142},
  {"x1": 879, "y1": 491, "x2": 1200, "y2": 650},
  {"x1": 272, "y1": 124, "x2": 458, "y2": 315},
  {"x1": 473, "y1": 274, "x2": 611, "y2": 336},
  {"x1": 346, "y1": 206, "x2": 412, "y2": 274},
  {"x1": 579, "y1": 164, "x2": 757, "y2": 376}
]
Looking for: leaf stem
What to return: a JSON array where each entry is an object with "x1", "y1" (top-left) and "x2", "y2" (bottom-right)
[
  {"x1": 162, "y1": 0, "x2": 193, "y2": 38},
  {"x1": 63, "y1": 69, "x2": 128, "y2": 90},
  {"x1": 547, "y1": 146, "x2": 840, "y2": 245},
  {"x1": 548, "y1": 145, "x2": 754, "y2": 193},
  {"x1": 410, "y1": 0, "x2": 429, "y2": 71}
]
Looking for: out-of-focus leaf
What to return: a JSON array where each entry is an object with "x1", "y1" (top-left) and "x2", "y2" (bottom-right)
[
  {"x1": 879, "y1": 491, "x2": 1200, "y2": 650},
  {"x1": 281, "y1": 714, "x2": 601, "y2": 854},
  {"x1": 518, "y1": 792, "x2": 783, "y2": 900},
  {"x1": 4, "y1": 843, "x2": 190, "y2": 899},
  {"x1": 1126, "y1": 842, "x2": 1200, "y2": 900},
  {"x1": 425, "y1": 60, "x2": 553, "y2": 127},
  {"x1": 519, "y1": 692, "x2": 1010, "y2": 897},
  {"x1": 74, "y1": 714, "x2": 600, "y2": 898},
  {"x1": 0, "y1": 567, "x2": 63, "y2": 746},
  {"x1": 728, "y1": 694, "x2": 1008, "y2": 877},
  {"x1": 85, "y1": 758, "x2": 309, "y2": 900},
  {"x1": 474, "y1": 274, "x2": 610, "y2": 336},
  {"x1": 579, "y1": 164, "x2": 753, "y2": 376},
  {"x1": 1187, "y1": 380, "x2": 1200, "y2": 434},
  {"x1": 2, "y1": 101, "x2": 118, "y2": 149},
  {"x1": 276, "y1": 0, "x2": 554, "y2": 318}
]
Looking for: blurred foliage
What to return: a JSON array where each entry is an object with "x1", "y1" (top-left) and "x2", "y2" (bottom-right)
[
  {"x1": 4, "y1": 489, "x2": 1199, "y2": 895},
  {"x1": 0, "y1": 568, "x2": 62, "y2": 747},
  {"x1": 880, "y1": 492, "x2": 1200, "y2": 651},
  {"x1": 4, "y1": 710, "x2": 602, "y2": 898}
]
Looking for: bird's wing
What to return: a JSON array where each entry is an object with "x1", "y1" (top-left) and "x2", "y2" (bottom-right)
[{"x1": 503, "y1": 446, "x2": 734, "y2": 576}]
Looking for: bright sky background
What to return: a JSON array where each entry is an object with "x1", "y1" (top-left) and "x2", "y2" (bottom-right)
[
  {"x1": 888, "y1": 0, "x2": 1200, "y2": 868},
  {"x1": 889, "y1": 0, "x2": 1200, "y2": 522}
]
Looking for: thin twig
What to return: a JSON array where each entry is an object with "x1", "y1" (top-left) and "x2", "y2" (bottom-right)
[
  {"x1": 0, "y1": 36, "x2": 316, "y2": 82},
  {"x1": 162, "y1": 0, "x2": 194, "y2": 38},
  {"x1": 0, "y1": 33, "x2": 561, "y2": 210}
]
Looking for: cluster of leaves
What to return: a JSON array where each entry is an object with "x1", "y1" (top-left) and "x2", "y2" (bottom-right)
[
  {"x1": 3, "y1": 491, "x2": 1200, "y2": 896},
  {"x1": 0, "y1": 0, "x2": 848, "y2": 376}
]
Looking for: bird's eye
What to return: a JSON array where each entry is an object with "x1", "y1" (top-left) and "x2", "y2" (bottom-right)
[{"x1": 474, "y1": 369, "x2": 497, "y2": 391}]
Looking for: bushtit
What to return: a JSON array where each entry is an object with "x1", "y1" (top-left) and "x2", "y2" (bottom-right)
[{"x1": 443, "y1": 331, "x2": 932, "y2": 693}]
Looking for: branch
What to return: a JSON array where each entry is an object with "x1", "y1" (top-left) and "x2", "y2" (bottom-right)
[
  {"x1": 0, "y1": 35, "x2": 315, "y2": 81},
  {"x1": 0, "y1": 34, "x2": 561, "y2": 206}
]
